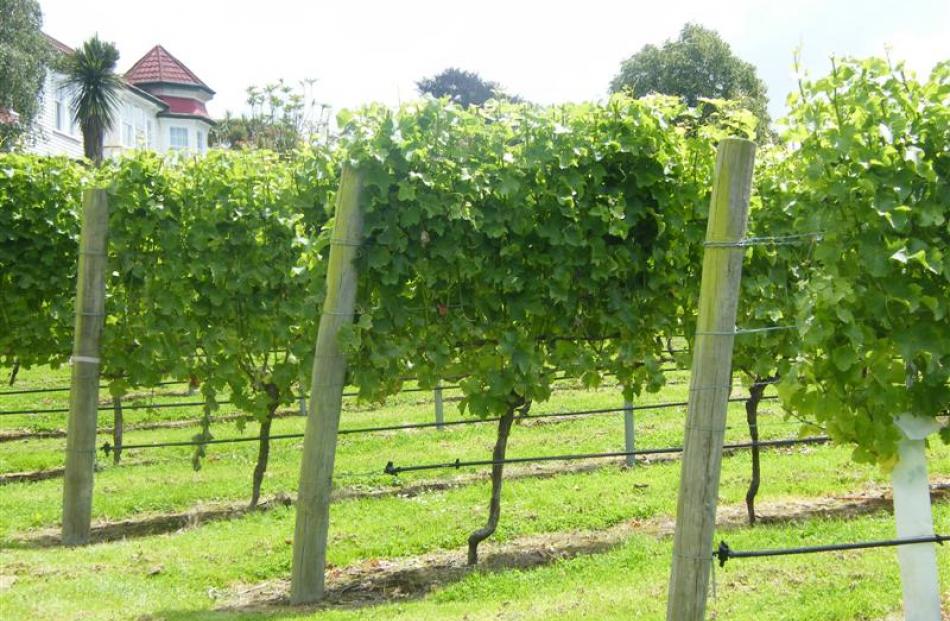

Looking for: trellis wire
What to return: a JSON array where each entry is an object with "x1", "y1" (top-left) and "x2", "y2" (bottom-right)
[
  {"x1": 383, "y1": 436, "x2": 831, "y2": 475},
  {"x1": 0, "y1": 364, "x2": 690, "y2": 417},
  {"x1": 715, "y1": 534, "x2": 948, "y2": 567},
  {"x1": 0, "y1": 380, "x2": 186, "y2": 397},
  {"x1": 96, "y1": 395, "x2": 781, "y2": 455},
  {"x1": 0, "y1": 353, "x2": 689, "y2": 399},
  {"x1": 0, "y1": 400, "x2": 234, "y2": 417},
  {"x1": 703, "y1": 232, "x2": 824, "y2": 248}
]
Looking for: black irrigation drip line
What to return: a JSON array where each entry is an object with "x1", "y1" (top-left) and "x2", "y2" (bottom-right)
[
  {"x1": 383, "y1": 436, "x2": 831, "y2": 475},
  {"x1": 715, "y1": 534, "x2": 948, "y2": 567}
]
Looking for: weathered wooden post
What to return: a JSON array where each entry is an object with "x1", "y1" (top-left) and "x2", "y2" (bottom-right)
[
  {"x1": 623, "y1": 397, "x2": 635, "y2": 467},
  {"x1": 62, "y1": 189, "x2": 109, "y2": 545},
  {"x1": 290, "y1": 165, "x2": 364, "y2": 604},
  {"x1": 667, "y1": 138, "x2": 755, "y2": 620},
  {"x1": 434, "y1": 381, "x2": 445, "y2": 430}
]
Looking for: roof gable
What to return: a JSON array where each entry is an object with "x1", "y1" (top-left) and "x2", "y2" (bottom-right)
[
  {"x1": 44, "y1": 33, "x2": 74, "y2": 55},
  {"x1": 125, "y1": 45, "x2": 213, "y2": 94}
]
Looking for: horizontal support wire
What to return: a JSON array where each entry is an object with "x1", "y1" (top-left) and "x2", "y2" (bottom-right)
[
  {"x1": 383, "y1": 436, "x2": 831, "y2": 475},
  {"x1": 0, "y1": 352, "x2": 691, "y2": 400},
  {"x1": 0, "y1": 364, "x2": 690, "y2": 416},
  {"x1": 0, "y1": 400, "x2": 234, "y2": 417},
  {"x1": 95, "y1": 395, "x2": 783, "y2": 455},
  {"x1": 715, "y1": 533, "x2": 948, "y2": 567},
  {"x1": 696, "y1": 325, "x2": 799, "y2": 336},
  {"x1": 0, "y1": 379, "x2": 763, "y2": 418},
  {"x1": 0, "y1": 380, "x2": 187, "y2": 397},
  {"x1": 703, "y1": 232, "x2": 824, "y2": 248}
]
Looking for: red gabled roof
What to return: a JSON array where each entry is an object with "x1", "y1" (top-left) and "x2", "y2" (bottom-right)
[
  {"x1": 159, "y1": 96, "x2": 211, "y2": 121},
  {"x1": 125, "y1": 45, "x2": 213, "y2": 94}
]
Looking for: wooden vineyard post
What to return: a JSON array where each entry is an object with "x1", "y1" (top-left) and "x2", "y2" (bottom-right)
[
  {"x1": 62, "y1": 189, "x2": 109, "y2": 545},
  {"x1": 623, "y1": 397, "x2": 635, "y2": 467},
  {"x1": 290, "y1": 165, "x2": 364, "y2": 604},
  {"x1": 667, "y1": 138, "x2": 755, "y2": 620},
  {"x1": 434, "y1": 381, "x2": 445, "y2": 430}
]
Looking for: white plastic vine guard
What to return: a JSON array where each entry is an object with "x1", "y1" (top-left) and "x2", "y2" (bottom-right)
[{"x1": 892, "y1": 414, "x2": 941, "y2": 621}]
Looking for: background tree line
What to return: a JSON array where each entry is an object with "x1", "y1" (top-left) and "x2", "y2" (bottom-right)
[{"x1": 1, "y1": 0, "x2": 774, "y2": 153}]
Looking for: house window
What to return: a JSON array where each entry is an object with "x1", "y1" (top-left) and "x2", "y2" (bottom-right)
[
  {"x1": 169, "y1": 126, "x2": 189, "y2": 150},
  {"x1": 196, "y1": 130, "x2": 205, "y2": 154},
  {"x1": 146, "y1": 120, "x2": 154, "y2": 148},
  {"x1": 134, "y1": 109, "x2": 148, "y2": 146},
  {"x1": 53, "y1": 85, "x2": 77, "y2": 135},
  {"x1": 54, "y1": 100, "x2": 64, "y2": 131},
  {"x1": 53, "y1": 88, "x2": 66, "y2": 131},
  {"x1": 123, "y1": 120, "x2": 134, "y2": 147}
]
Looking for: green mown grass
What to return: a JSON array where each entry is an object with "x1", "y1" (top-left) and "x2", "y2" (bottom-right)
[
  {"x1": 2, "y1": 505, "x2": 947, "y2": 619},
  {"x1": 0, "y1": 365, "x2": 947, "y2": 619}
]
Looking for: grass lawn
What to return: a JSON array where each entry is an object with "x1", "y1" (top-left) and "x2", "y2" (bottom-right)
[{"x1": 0, "y1": 365, "x2": 947, "y2": 620}]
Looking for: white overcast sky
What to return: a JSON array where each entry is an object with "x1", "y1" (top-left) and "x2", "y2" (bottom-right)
[{"x1": 38, "y1": 0, "x2": 950, "y2": 121}]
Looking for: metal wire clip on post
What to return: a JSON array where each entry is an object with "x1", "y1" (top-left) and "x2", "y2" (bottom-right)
[{"x1": 702, "y1": 232, "x2": 823, "y2": 248}]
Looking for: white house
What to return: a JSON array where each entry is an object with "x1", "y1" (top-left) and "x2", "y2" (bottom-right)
[{"x1": 30, "y1": 35, "x2": 214, "y2": 159}]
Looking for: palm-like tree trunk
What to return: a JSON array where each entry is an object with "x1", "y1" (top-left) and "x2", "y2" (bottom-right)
[
  {"x1": 61, "y1": 35, "x2": 122, "y2": 167},
  {"x1": 82, "y1": 125, "x2": 104, "y2": 165}
]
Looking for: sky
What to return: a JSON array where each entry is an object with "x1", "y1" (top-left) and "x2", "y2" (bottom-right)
[{"x1": 38, "y1": 0, "x2": 950, "y2": 122}]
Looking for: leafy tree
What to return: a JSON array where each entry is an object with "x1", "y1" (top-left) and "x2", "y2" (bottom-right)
[
  {"x1": 416, "y1": 67, "x2": 519, "y2": 107},
  {"x1": 210, "y1": 79, "x2": 331, "y2": 154},
  {"x1": 0, "y1": 0, "x2": 50, "y2": 150},
  {"x1": 60, "y1": 35, "x2": 123, "y2": 165},
  {"x1": 610, "y1": 23, "x2": 772, "y2": 142}
]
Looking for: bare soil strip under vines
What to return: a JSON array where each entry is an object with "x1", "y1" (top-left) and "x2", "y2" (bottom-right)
[{"x1": 216, "y1": 478, "x2": 950, "y2": 612}]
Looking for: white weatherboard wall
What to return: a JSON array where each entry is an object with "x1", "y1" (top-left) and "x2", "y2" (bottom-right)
[
  {"x1": 103, "y1": 90, "x2": 165, "y2": 159},
  {"x1": 27, "y1": 73, "x2": 211, "y2": 159},
  {"x1": 154, "y1": 117, "x2": 210, "y2": 154},
  {"x1": 29, "y1": 71, "x2": 84, "y2": 159}
]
